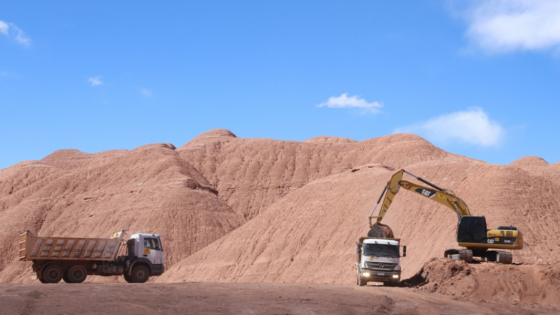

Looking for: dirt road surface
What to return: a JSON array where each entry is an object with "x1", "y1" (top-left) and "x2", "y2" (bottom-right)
[{"x1": 1, "y1": 282, "x2": 557, "y2": 315}]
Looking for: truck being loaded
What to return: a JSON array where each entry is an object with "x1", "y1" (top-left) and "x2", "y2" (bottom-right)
[
  {"x1": 19, "y1": 229, "x2": 165, "y2": 284},
  {"x1": 356, "y1": 237, "x2": 406, "y2": 286}
]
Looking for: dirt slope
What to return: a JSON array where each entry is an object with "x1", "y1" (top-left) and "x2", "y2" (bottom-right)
[
  {"x1": 0, "y1": 143, "x2": 244, "y2": 283},
  {"x1": 404, "y1": 258, "x2": 560, "y2": 307}
]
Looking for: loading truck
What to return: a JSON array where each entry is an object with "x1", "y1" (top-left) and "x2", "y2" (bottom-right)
[
  {"x1": 355, "y1": 237, "x2": 406, "y2": 286},
  {"x1": 19, "y1": 229, "x2": 165, "y2": 284}
]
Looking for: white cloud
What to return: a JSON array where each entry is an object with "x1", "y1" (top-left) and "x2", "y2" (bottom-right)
[
  {"x1": 0, "y1": 20, "x2": 30, "y2": 45},
  {"x1": 395, "y1": 107, "x2": 505, "y2": 147},
  {"x1": 14, "y1": 27, "x2": 30, "y2": 45},
  {"x1": 88, "y1": 76, "x2": 103, "y2": 86},
  {"x1": 317, "y1": 93, "x2": 382, "y2": 113},
  {"x1": 0, "y1": 21, "x2": 8, "y2": 36},
  {"x1": 464, "y1": 0, "x2": 560, "y2": 52}
]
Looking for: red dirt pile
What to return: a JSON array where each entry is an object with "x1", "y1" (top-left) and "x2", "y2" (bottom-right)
[
  {"x1": 1, "y1": 128, "x2": 560, "y2": 289},
  {"x1": 403, "y1": 258, "x2": 560, "y2": 307}
]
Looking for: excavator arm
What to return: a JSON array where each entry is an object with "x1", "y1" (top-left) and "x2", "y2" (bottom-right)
[
  {"x1": 368, "y1": 170, "x2": 404, "y2": 228},
  {"x1": 369, "y1": 169, "x2": 471, "y2": 227}
]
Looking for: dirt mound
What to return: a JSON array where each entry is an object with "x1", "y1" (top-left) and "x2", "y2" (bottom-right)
[
  {"x1": 403, "y1": 258, "x2": 560, "y2": 307},
  {"x1": 188, "y1": 128, "x2": 237, "y2": 144},
  {"x1": 510, "y1": 156, "x2": 550, "y2": 168},
  {"x1": 303, "y1": 136, "x2": 357, "y2": 144},
  {"x1": 40, "y1": 149, "x2": 128, "y2": 170}
]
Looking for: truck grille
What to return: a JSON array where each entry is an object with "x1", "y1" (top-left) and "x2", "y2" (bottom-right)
[{"x1": 365, "y1": 262, "x2": 396, "y2": 270}]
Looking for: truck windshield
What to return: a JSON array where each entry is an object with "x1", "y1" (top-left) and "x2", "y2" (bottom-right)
[
  {"x1": 363, "y1": 244, "x2": 399, "y2": 258},
  {"x1": 144, "y1": 238, "x2": 162, "y2": 251}
]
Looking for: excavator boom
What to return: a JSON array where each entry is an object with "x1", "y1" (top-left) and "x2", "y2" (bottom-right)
[
  {"x1": 397, "y1": 180, "x2": 471, "y2": 217},
  {"x1": 369, "y1": 169, "x2": 471, "y2": 227}
]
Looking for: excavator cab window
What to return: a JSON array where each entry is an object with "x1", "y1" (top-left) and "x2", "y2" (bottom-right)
[{"x1": 457, "y1": 216, "x2": 487, "y2": 243}]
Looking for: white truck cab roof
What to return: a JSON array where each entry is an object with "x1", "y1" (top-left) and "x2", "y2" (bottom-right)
[
  {"x1": 130, "y1": 233, "x2": 162, "y2": 239},
  {"x1": 363, "y1": 238, "x2": 399, "y2": 246}
]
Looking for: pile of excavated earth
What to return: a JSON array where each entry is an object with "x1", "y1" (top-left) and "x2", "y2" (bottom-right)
[{"x1": 1, "y1": 129, "x2": 560, "y2": 308}]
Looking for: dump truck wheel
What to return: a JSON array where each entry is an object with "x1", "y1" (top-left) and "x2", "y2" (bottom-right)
[
  {"x1": 130, "y1": 265, "x2": 149, "y2": 283},
  {"x1": 42, "y1": 265, "x2": 63, "y2": 283},
  {"x1": 356, "y1": 268, "x2": 366, "y2": 286},
  {"x1": 67, "y1": 265, "x2": 87, "y2": 283},
  {"x1": 124, "y1": 274, "x2": 134, "y2": 283}
]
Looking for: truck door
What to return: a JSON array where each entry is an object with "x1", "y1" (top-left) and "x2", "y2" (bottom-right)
[{"x1": 140, "y1": 236, "x2": 164, "y2": 265}]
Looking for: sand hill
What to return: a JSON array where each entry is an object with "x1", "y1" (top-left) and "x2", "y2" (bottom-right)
[{"x1": 1, "y1": 129, "x2": 559, "y2": 287}]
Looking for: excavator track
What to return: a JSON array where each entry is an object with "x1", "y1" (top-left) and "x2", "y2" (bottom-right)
[
  {"x1": 444, "y1": 249, "x2": 473, "y2": 263},
  {"x1": 496, "y1": 251, "x2": 513, "y2": 264}
]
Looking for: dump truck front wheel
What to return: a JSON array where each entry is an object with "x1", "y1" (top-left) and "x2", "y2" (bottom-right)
[
  {"x1": 42, "y1": 265, "x2": 63, "y2": 283},
  {"x1": 124, "y1": 273, "x2": 134, "y2": 283},
  {"x1": 130, "y1": 265, "x2": 150, "y2": 283},
  {"x1": 356, "y1": 267, "x2": 366, "y2": 286}
]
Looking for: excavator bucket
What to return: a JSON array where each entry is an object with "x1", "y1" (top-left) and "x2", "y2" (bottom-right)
[{"x1": 367, "y1": 223, "x2": 395, "y2": 238}]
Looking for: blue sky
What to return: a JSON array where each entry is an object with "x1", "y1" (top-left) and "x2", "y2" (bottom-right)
[{"x1": 2, "y1": 1, "x2": 560, "y2": 170}]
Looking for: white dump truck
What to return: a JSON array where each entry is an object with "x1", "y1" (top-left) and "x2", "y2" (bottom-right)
[
  {"x1": 19, "y1": 229, "x2": 165, "y2": 284},
  {"x1": 355, "y1": 237, "x2": 406, "y2": 286}
]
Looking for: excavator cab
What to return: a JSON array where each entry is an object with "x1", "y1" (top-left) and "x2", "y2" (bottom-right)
[{"x1": 457, "y1": 216, "x2": 488, "y2": 243}]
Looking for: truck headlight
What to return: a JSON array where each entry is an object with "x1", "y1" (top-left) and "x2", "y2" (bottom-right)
[
  {"x1": 363, "y1": 272, "x2": 370, "y2": 277},
  {"x1": 392, "y1": 274, "x2": 399, "y2": 279}
]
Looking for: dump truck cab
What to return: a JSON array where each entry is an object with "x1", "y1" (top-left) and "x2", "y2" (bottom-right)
[
  {"x1": 356, "y1": 237, "x2": 405, "y2": 286},
  {"x1": 127, "y1": 233, "x2": 165, "y2": 276}
]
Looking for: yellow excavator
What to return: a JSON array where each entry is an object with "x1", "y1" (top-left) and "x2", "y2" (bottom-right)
[{"x1": 368, "y1": 169, "x2": 523, "y2": 264}]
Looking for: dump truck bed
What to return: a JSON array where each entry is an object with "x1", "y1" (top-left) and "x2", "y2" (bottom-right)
[{"x1": 19, "y1": 230, "x2": 126, "y2": 262}]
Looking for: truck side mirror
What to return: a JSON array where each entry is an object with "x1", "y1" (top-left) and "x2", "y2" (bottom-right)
[{"x1": 403, "y1": 246, "x2": 407, "y2": 257}]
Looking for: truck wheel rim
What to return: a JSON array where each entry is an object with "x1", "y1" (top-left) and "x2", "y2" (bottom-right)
[{"x1": 48, "y1": 270, "x2": 59, "y2": 279}]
